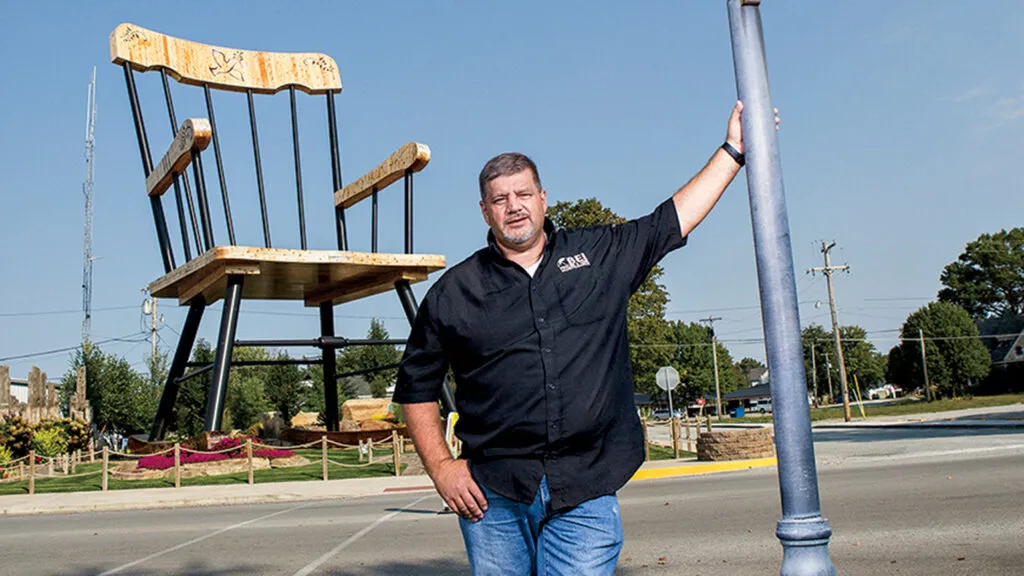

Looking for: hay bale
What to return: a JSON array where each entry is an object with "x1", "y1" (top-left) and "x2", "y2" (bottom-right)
[
  {"x1": 341, "y1": 398, "x2": 392, "y2": 422},
  {"x1": 290, "y1": 411, "x2": 322, "y2": 429}
]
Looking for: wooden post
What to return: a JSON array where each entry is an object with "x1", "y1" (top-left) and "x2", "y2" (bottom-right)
[
  {"x1": 174, "y1": 443, "x2": 181, "y2": 488},
  {"x1": 706, "y1": 414, "x2": 713, "y2": 433},
  {"x1": 321, "y1": 436, "x2": 328, "y2": 481},
  {"x1": 89, "y1": 447, "x2": 95, "y2": 463},
  {"x1": 392, "y1": 431, "x2": 401, "y2": 477},
  {"x1": 101, "y1": 447, "x2": 109, "y2": 492},
  {"x1": 685, "y1": 415, "x2": 693, "y2": 453},
  {"x1": 641, "y1": 418, "x2": 650, "y2": 461},
  {"x1": 368, "y1": 438, "x2": 374, "y2": 463},
  {"x1": 358, "y1": 439, "x2": 364, "y2": 462},
  {"x1": 671, "y1": 417, "x2": 680, "y2": 459},
  {"x1": 28, "y1": 450, "x2": 35, "y2": 495},
  {"x1": 246, "y1": 438, "x2": 254, "y2": 485},
  {"x1": 71, "y1": 451, "x2": 77, "y2": 475},
  {"x1": 18, "y1": 461, "x2": 25, "y2": 481}
]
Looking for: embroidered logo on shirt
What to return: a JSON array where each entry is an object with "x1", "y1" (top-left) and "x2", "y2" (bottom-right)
[{"x1": 557, "y1": 252, "x2": 591, "y2": 273}]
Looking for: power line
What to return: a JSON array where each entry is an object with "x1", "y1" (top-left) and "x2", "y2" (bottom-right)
[
  {"x1": 0, "y1": 331, "x2": 148, "y2": 363},
  {"x1": 0, "y1": 305, "x2": 137, "y2": 319}
]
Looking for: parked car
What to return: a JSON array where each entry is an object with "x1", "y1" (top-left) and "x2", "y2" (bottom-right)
[
  {"x1": 749, "y1": 399, "x2": 773, "y2": 414},
  {"x1": 651, "y1": 408, "x2": 684, "y2": 421}
]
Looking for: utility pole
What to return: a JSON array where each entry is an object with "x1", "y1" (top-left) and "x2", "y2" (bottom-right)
[
  {"x1": 143, "y1": 297, "x2": 159, "y2": 367},
  {"x1": 810, "y1": 342, "x2": 818, "y2": 405},
  {"x1": 918, "y1": 328, "x2": 931, "y2": 401},
  {"x1": 824, "y1": 351, "x2": 834, "y2": 405},
  {"x1": 699, "y1": 316, "x2": 723, "y2": 420},
  {"x1": 808, "y1": 241, "x2": 851, "y2": 421},
  {"x1": 81, "y1": 67, "x2": 97, "y2": 345}
]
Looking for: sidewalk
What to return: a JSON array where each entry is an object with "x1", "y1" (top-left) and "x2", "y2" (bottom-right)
[
  {"x1": 0, "y1": 456, "x2": 777, "y2": 517},
  {"x1": 811, "y1": 404, "x2": 1024, "y2": 429}
]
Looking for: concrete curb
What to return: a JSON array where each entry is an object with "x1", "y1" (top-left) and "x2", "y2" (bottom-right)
[{"x1": 0, "y1": 457, "x2": 782, "y2": 517}]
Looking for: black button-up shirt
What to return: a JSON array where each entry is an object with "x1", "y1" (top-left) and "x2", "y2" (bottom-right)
[{"x1": 393, "y1": 199, "x2": 686, "y2": 510}]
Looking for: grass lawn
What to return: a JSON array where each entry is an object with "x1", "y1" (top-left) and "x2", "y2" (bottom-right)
[
  {"x1": 0, "y1": 447, "x2": 403, "y2": 496},
  {"x1": 647, "y1": 444, "x2": 697, "y2": 461},
  {"x1": 726, "y1": 393, "x2": 1024, "y2": 424}
]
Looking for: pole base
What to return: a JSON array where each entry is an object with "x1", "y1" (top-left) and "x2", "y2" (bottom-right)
[{"x1": 777, "y1": 517, "x2": 835, "y2": 576}]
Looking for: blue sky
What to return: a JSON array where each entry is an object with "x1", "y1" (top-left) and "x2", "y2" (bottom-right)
[{"x1": 1, "y1": 1, "x2": 1022, "y2": 382}]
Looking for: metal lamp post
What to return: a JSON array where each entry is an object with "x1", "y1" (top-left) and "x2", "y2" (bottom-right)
[{"x1": 726, "y1": 1, "x2": 836, "y2": 574}]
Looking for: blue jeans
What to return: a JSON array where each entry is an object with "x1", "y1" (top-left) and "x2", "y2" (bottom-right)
[{"x1": 459, "y1": 477, "x2": 623, "y2": 575}]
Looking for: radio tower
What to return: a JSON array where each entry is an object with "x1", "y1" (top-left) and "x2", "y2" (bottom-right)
[{"x1": 82, "y1": 67, "x2": 97, "y2": 344}]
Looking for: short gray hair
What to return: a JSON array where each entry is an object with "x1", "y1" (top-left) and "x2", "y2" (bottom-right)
[{"x1": 478, "y1": 153, "x2": 542, "y2": 201}]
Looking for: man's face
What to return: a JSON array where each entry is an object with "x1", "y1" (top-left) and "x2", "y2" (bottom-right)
[{"x1": 480, "y1": 169, "x2": 547, "y2": 248}]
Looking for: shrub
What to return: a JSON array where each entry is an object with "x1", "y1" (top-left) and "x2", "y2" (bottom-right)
[
  {"x1": 0, "y1": 444, "x2": 12, "y2": 465},
  {"x1": 62, "y1": 419, "x2": 91, "y2": 452},
  {"x1": 3, "y1": 416, "x2": 34, "y2": 457},
  {"x1": 31, "y1": 427, "x2": 69, "y2": 458}
]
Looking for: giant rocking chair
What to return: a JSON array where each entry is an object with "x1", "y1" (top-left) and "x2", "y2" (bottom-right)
[{"x1": 110, "y1": 23, "x2": 454, "y2": 439}]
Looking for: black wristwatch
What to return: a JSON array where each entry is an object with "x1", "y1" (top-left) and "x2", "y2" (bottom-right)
[{"x1": 721, "y1": 142, "x2": 745, "y2": 167}]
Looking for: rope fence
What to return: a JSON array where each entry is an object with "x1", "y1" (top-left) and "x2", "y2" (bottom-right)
[
  {"x1": 640, "y1": 415, "x2": 714, "y2": 460},
  {"x1": 0, "y1": 432, "x2": 409, "y2": 495}
]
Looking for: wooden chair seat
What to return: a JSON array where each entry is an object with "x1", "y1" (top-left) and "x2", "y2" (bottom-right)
[{"x1": 149, "y1": 246, "x2": 445, "y2": 306}]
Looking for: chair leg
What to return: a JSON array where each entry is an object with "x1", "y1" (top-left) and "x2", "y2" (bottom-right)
[
  {"x1": 320, "y1": 302, "x2": 339, "y2": 432},
  {"x1": 204, "y1": 275, "x2": 244, "y2": 432},
  {"x1": 394, "y1": 280, "x2": 456, "y2": 414},
  {"x1": 150, "y1": 297, "x2": 206, "y2": 440}
]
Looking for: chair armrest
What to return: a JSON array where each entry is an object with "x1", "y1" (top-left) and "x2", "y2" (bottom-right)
[
  {"x1": 333, "y1": 142, "x2": 430, "y2": 209},
  {"x1": 146, "y1": 118, "x2": 212, "y2": 197}
]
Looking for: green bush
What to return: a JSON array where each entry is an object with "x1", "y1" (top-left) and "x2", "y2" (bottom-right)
[
  {"x1": 31, "y1": 427, "x2": 69, "y2": 458},
  {"x1": 0, "y1": 444, "x2": 12, "y2": 464}
]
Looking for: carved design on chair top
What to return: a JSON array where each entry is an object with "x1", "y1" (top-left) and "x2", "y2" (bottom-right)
[{"x1": 110, "y1": 23, "x2": 342, "y2": 94}]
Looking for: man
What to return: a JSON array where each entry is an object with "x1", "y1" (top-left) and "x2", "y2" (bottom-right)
[{"x1": 394, "y1": 102, "x2": 753, "y2": 574}]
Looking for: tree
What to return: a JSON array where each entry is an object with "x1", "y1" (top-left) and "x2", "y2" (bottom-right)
[
  {"x1": 801, "y1": 324, "x2": 831, "y2": 399},
  {"x1": 836, "y1": 325, "x2": 885, "y2": 389},
  {"x1": 346, "y1": 319, "x2": 402, "y2": 398},
  {"x1": 263, "y1": 350, "x2": 308, "y2": 424},
  {"x1": 668, "y1": 321, "x2": 743, "y2": 402},
  {"x1": 938, "y1": 228, "x2": 1024, "y2": 320},
  {"x1": 60, "y1": 342, "x2": 158, "y2": 437},
  {"x1": 890, "y1": 302, "x2": 991, "y2": 398},
  {"x1": 547, "y1": 198, "x2": 674, "y2": 394}
]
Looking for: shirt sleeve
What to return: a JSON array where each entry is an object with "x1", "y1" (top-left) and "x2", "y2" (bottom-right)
[
  {"x1": 392, "y1": 286, "x2": 449, "y2": 404},
  {"x1": 609, "y1": 198, "x2": 687, "y2": 293}
]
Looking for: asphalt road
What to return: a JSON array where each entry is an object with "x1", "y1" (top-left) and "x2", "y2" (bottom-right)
[{"x1": 3, "y1": 428, "x2": 1023, "y2": 575}]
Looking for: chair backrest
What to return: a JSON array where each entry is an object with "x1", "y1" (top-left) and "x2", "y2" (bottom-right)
[{"x1": 110, "y1": 23, "x2": 426, "y2": 276}]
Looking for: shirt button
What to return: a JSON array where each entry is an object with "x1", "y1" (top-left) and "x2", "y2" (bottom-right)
[
  {"x1": 532, "y1": 285, "x2": 538, "y2": 291},
  {"x1": 548, "y1": 383, "x2": 556, "y2": 390},
  {"x1": 538, "y1": 317, "x2": 545, "y2": 323},
  {"x1": 544, "y1": 347, "x2": 552, "y2": 353}
]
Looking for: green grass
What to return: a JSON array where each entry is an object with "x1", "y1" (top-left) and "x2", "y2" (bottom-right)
[
  {"x1": 647, "y1": 444, "x2": 697, "y2": 461},
  {"x1": 725, "y1": 393, "x2": 1024, "y2": 424},
  {"x1": 0, "y1": 447, "x2": 403, "y2": 496}
]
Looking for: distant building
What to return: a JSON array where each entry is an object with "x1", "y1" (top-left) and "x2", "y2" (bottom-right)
[
  {"x1": 977, "y1": 315, "x2": 1024, "y2": 366},
  {"x1": 10, "y1": 378, "x2": 29, "y2": 404}
]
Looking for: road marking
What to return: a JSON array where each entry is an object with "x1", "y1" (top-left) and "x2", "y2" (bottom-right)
[
  {"x1": 859, "y1": 444, "x2": 1024, "y2": 462},
  {"x1": 97, "y1": 503, "x2": 310, "y2": 575},
  {"x1": 291, "y1": 496, "x2": 432, "y2": 576}
]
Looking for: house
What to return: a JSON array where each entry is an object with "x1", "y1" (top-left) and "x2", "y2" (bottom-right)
[{"x1": 977, "y1": 315, "x2": 1024, "y2": 366}]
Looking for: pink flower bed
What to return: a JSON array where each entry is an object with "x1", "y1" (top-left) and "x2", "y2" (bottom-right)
[{"x1": 138, "y1": 439, "x2": 296, "y2": 470}]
